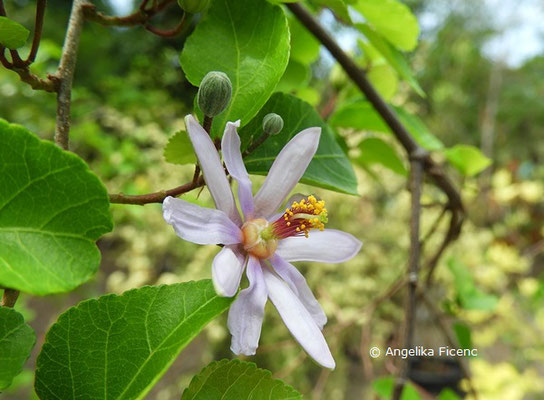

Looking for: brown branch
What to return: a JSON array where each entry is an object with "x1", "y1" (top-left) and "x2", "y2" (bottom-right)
[
  {"x1": 82, "y1": 0, "x2": 175, "y2": 27},
  {"x1": 392, "y1": 154, "x2": 425, "y2": 399},
  {"x1": 286, "y1": 2, "x2": 464, "y2": 230},
  {"x1": 54, "y1": 0, "x2": 87, "y2": 150},
  {"x1": 145, "y1": 14, "x2": 185, "y2": 38},
  {"x1": 25, "y1": 0, "x2": 47, "y2": 64},
  {"x1": 109, "y1": 177, "x2": 204, "y2": 205},
  {"x1": 1, "y1": 288, "x2": 20, "y2": 308}
]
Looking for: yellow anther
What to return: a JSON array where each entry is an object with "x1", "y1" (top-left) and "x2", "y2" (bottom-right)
[
  {"x1": 286, "y1": 222, "x2": 291, "y2": 226},
  {"x1": 296, "y1": 227, "x2": 300, "y2": 232}
]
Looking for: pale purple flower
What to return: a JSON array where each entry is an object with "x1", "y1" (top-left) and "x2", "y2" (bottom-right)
[{"x1": 163, "y1": 115, "x2": 362, "y2": 369}]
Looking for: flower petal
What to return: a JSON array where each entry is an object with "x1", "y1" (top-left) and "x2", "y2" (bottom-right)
[
  {"x1": 276, "y1": 229, "x2": 362, "y2": 263},
  {"x1": 253, "y1": 127, "x2": 321, "y2": 218},
  {"x1": 185, "y1": 115, "x2": 241, "y2": 225},
  {"x1": 222, "y1": 120, "x2": 254, "y2": 219},
  {"x1": 163, "y1": 196, "x2": 242, "y2": 245},
  {"x1": 212, "y1": 245, "x2": 246, "y2": 297},
  {"x1": 228, "y1": 256, "x2": 267, "y2": 356},
  {"x1": 270, "y1": 254, "x2": 327, "y2": 329},
  {"x1": 263, "y1": 268, "x2": 335, "y2": 369}
]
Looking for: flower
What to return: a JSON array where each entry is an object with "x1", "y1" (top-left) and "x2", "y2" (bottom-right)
[{"x1": 163, "y1": 115, "x2": 362, "y2": 369}]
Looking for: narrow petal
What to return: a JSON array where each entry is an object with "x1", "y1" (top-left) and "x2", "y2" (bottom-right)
[
  {"x1": 222, "y1": 120, "x2": 255, "y2": 219},
  {"x1": 212, "y1": 246, "x2": 246, "y2": 297},
  {"x1": 263, "y1": 268, "x2": 335, "y2": 369},
  {"x1": 163, "y1": 196, "x2": 242, "y2": 245},
  {"x1": 269, "y1": 254, "x2": 327, "y2": 329},
  {"x1": 185, "y1": 115, "x2": 241, "y2": 225},
  {"x1": 253, "y1": 127, "x2": 321, "y2": 218},
  {"x1": 228, "y1": 256, "x2": 267, "y2": 356},
  {"x1": 276, "y1": 229, "x2": 362, "y2": 263}
]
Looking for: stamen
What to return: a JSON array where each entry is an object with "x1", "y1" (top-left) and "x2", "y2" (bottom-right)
[{"x1": 272, "y1": 195, "x2": 328, "y2": 239}]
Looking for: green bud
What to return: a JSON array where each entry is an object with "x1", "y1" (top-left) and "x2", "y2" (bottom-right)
[
  {"x1": 197, "y1": 71, "x2": 232, "y2": 117},
  {"x1": 177, "y1": 0, "x2": 211, "y2": 14},
  {"x1": 262, "y1": 113, "x2": 284, "y2": 136}
]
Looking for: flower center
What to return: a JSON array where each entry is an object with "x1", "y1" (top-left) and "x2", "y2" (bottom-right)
[
  {"x1": 272, "y1": 195, "x2": 328, "y2": 239},
  {"x1": 241, "y1": 218, "x2": 278, "y2": 259}
]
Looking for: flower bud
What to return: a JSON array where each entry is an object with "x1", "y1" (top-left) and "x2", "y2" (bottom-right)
[
  {"x1": 177, "y1": 0, "x2": 210, "y2": 14},
  {"x1": 262, "y1": 113, "x2": 284, "y2": 136},
  {"x1": 197, "y1": 71, "x2": 232, "y2": 117}
]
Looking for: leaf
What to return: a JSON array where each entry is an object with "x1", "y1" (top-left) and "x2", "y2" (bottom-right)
[
  {"x1": 164, "y1": 130, "x2": 196, "y2": 165},
  {"x1": 0, "y1": 119, "x2": 112, "y2": 295},
  {"x1": 311, "y1": 0, "x2": 352, "y2": 23},
  {"x1": 0, "y1": 307, "x2": 35, "y2": 390},
  {"x1": 372, "y1": 376, "x2": 422, "y2": 400},
  {"x1": 367, "y1": 63, "x2": 398, "y2": 101},
  {"x1": 180, "y1": 0, "x2": 289, "y2": 137},
  {"x1": 444, "y1": 144, "x2": 492, "y2": 177},
  {"x1": 438, "y1": 388, "x2": 462, "y2": 400},
  {"x1": 239, "y1": 93, "x2": 358, "y2": 195},
  {"x1": 276, "y1": 59, "x2": 311, "y2": 93},
  {"x1": 181, "y1": 359, "x2": 302, "y2": 400},
  {"x1": 0, "y1": 16, "x2": 29, "y2": 49},
  {"x1": 447, "y1": 258, "x2": 498, "y2": 311},
  {"x1": 357, "y1": 23, "x2": 425, "y2": 96},
  {"x1": 329, "y1": 100, "x2": 444, "y2": 151},
  {"x1": 35, "y1": 280, "x2": 234, "y2": 400},
  {"x1": 357, "y1": 137, "x2": 407, "y2": 176},
  {"x1": 289, "y1": 17, "x2": 320, "y2": 65},
  {"x1": 452, "y1": 321, "x2": 471, "y2": 349},
  {"x1": 353, "y1": 0, "x2": 419, "y2": 51}
]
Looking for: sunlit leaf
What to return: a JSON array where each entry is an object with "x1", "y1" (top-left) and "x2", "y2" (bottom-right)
[
  {"x1": 289, "y1": 17, "x2": 320, "y2": 65},
  {"x1": 357, "y1": 23, "x2": 425, "y2": 96},
  {"x1": 368, "y1": 63, "x2": 398, "y2": 101},
  {"x1": 357, "y1": 137, "x2": 407, "y2": 176},
  {"x1": 0, "y1": 307, "x2": 35, "y2": 390},
  {"x1": 447, "y1": 258, "x2": 498, "y2": 311},
  {"x1": 180, "y1": 0, "x2": 289, "y2": 137},
  {"x1": 453, "y1": 321, "x2": 472, "y2": 349},
  {"x1": 0, "y1": 16, "x2": 29, "y2": 49},
  {"x1": 311, "y1": 0, "x2": 352, "y2": 23},
  {"x1": 276, "y1": 59, "x2": 311, "y2": 93},
  {"x1": 240, "y1": 93, "x2": 358, "y2": 195},
  {"x1": 353, "y1": 0, "x2": 419, "y2": 51},
  {"x1": 182, "y1": 359, "x2": 302, "y2": 399},
  {"x1": 444, "y1": 144, "x2": 492, "y2": 176},
  {"x1": 438, "y1": 388, "x2": 462, "y2": 400},
  {"x1": 0, "y1": 120, "x2": 112, "y2": 295},
  {"x1": 35, "y1": 280, "x2": 234, "y2": 400},
  {"x1": 164, "y1": 130, "x2": 196, "y2": 165},
  {"x1": 372, "y1": 376, "x2": 422, "y2": 400}
]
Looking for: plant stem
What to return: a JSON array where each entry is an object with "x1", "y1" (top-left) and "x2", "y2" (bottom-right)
[{"x1": 1, "y1": 289, "x2": 19, "y2": 308}]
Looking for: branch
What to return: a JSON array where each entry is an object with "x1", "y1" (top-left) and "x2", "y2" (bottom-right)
[
  {"x1": 392, "y1": 153, "x2": 424, "y2": 399},
  {"x1": 54, "y1": 0, "x2": 87, "y2": 150},
  {"x1": 1, "y1": 288, "x2": 19, "y2": 308},
  {"x1": 25, "y1": 0, "x2": 47, "y2": 64},
  {"x1": 82, "y1": 0, "x2": 175, "y2": 27},
  {"x1": 286, "y1": 2, "x2": 464, "y2": 230},
  {"x1": 109, "y1": 177, "x2": 204, "y2": 205}
]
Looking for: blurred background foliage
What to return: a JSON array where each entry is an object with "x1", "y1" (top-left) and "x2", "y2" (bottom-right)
[{"x1": 1, "y1": 0, "x2": 543, "y2": 399}]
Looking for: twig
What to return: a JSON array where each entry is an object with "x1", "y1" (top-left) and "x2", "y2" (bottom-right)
[
  {"x1": 25, "y1": 0, "x2": 47, "y2": 64},
  {"x1": 54, "y1": 0, "x2": 87, "y2": 150},
  {"x1": 242, "y1": 132, "x2": 269, "y2": 158},
  {"x1": 109, "y1": 177, "x2": 204, "y2": 204},
  {"x1": 420, "y1": 291, "x2": 478, "y2": 399},
  {"x1": 82, "y1": 0, "x2": 175, "y2": 27},
  {"x1": 1, "y1": 288, "x2": 19, "y2": 308},
  {"x1": 286, "y1": 3, "x2": 464, "y2": 266},
  {"x1": 392, "y1": 152, "x2": 425, "y2": 399},
  {"x1": 420, "y1": 205, "x2": 448, "y2": 248},
  {"x1": 145, "y1": 14, "x2": 185, "y2": 38}
]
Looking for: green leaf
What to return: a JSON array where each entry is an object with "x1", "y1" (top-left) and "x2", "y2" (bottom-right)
[
  {"x1": 329, "y1": 101, "x2": 444, "y2": 151},
  {"x1": 447, "y1": 258, "x2": 498, "y2": 311},
  {"x1": 311, "y1": 0, "x2": 352, "y2": 23},
  {"x1": 372, "y1": 376, "x2": 422, "y2": 400},
  {"x1": 444, "y1": 144, "x2": 492, "y2": 177},
  {"x1": 164, "y1": 130, "x2": 196, "y2": 165},
  {"x1": 353, "y1": 0, "x2": 419, "y2": 51},
  {"x1": 0, "y1": 16, "x2": 30, "y2": 49},
  {"x1": 367, "y1": 63, "x2": 398, "y2": 101},
  {"x1": 357, "y1": 23, "x2": 425, "y2": 96},
  {"x1": 240, "y1": 93, "x2": 358, "y2": 195},
  {"x1": 0, "y1": 307, "x2": 35, "y2": 390},
  {"x1": 289, "y1": 17, "x2": 320, "y2": 65},
  {"x1": 276, "y1": 59, "x2": 311, "y2": 93},
  {"x1": 452, "y1": 321, "x2": 471, "y2": 349},
  {"x1": 182, "y1": 359, "x2": 302, "y2": 400},
  {"x1": 35, "y1": 280, "x2": 234, "y2": 400},
  {"x1": 438, "y1": 388, "x2": 462, "y2": 400},
  {"x1": 357, "y1": 137, "x2": 407, "y2": 175},
  {"x1": 0, "y1": 120, "x2": 112, "y2": 295},
  {"x1": 180, "y1": 0, "x2": 289, "y2": 137}
]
